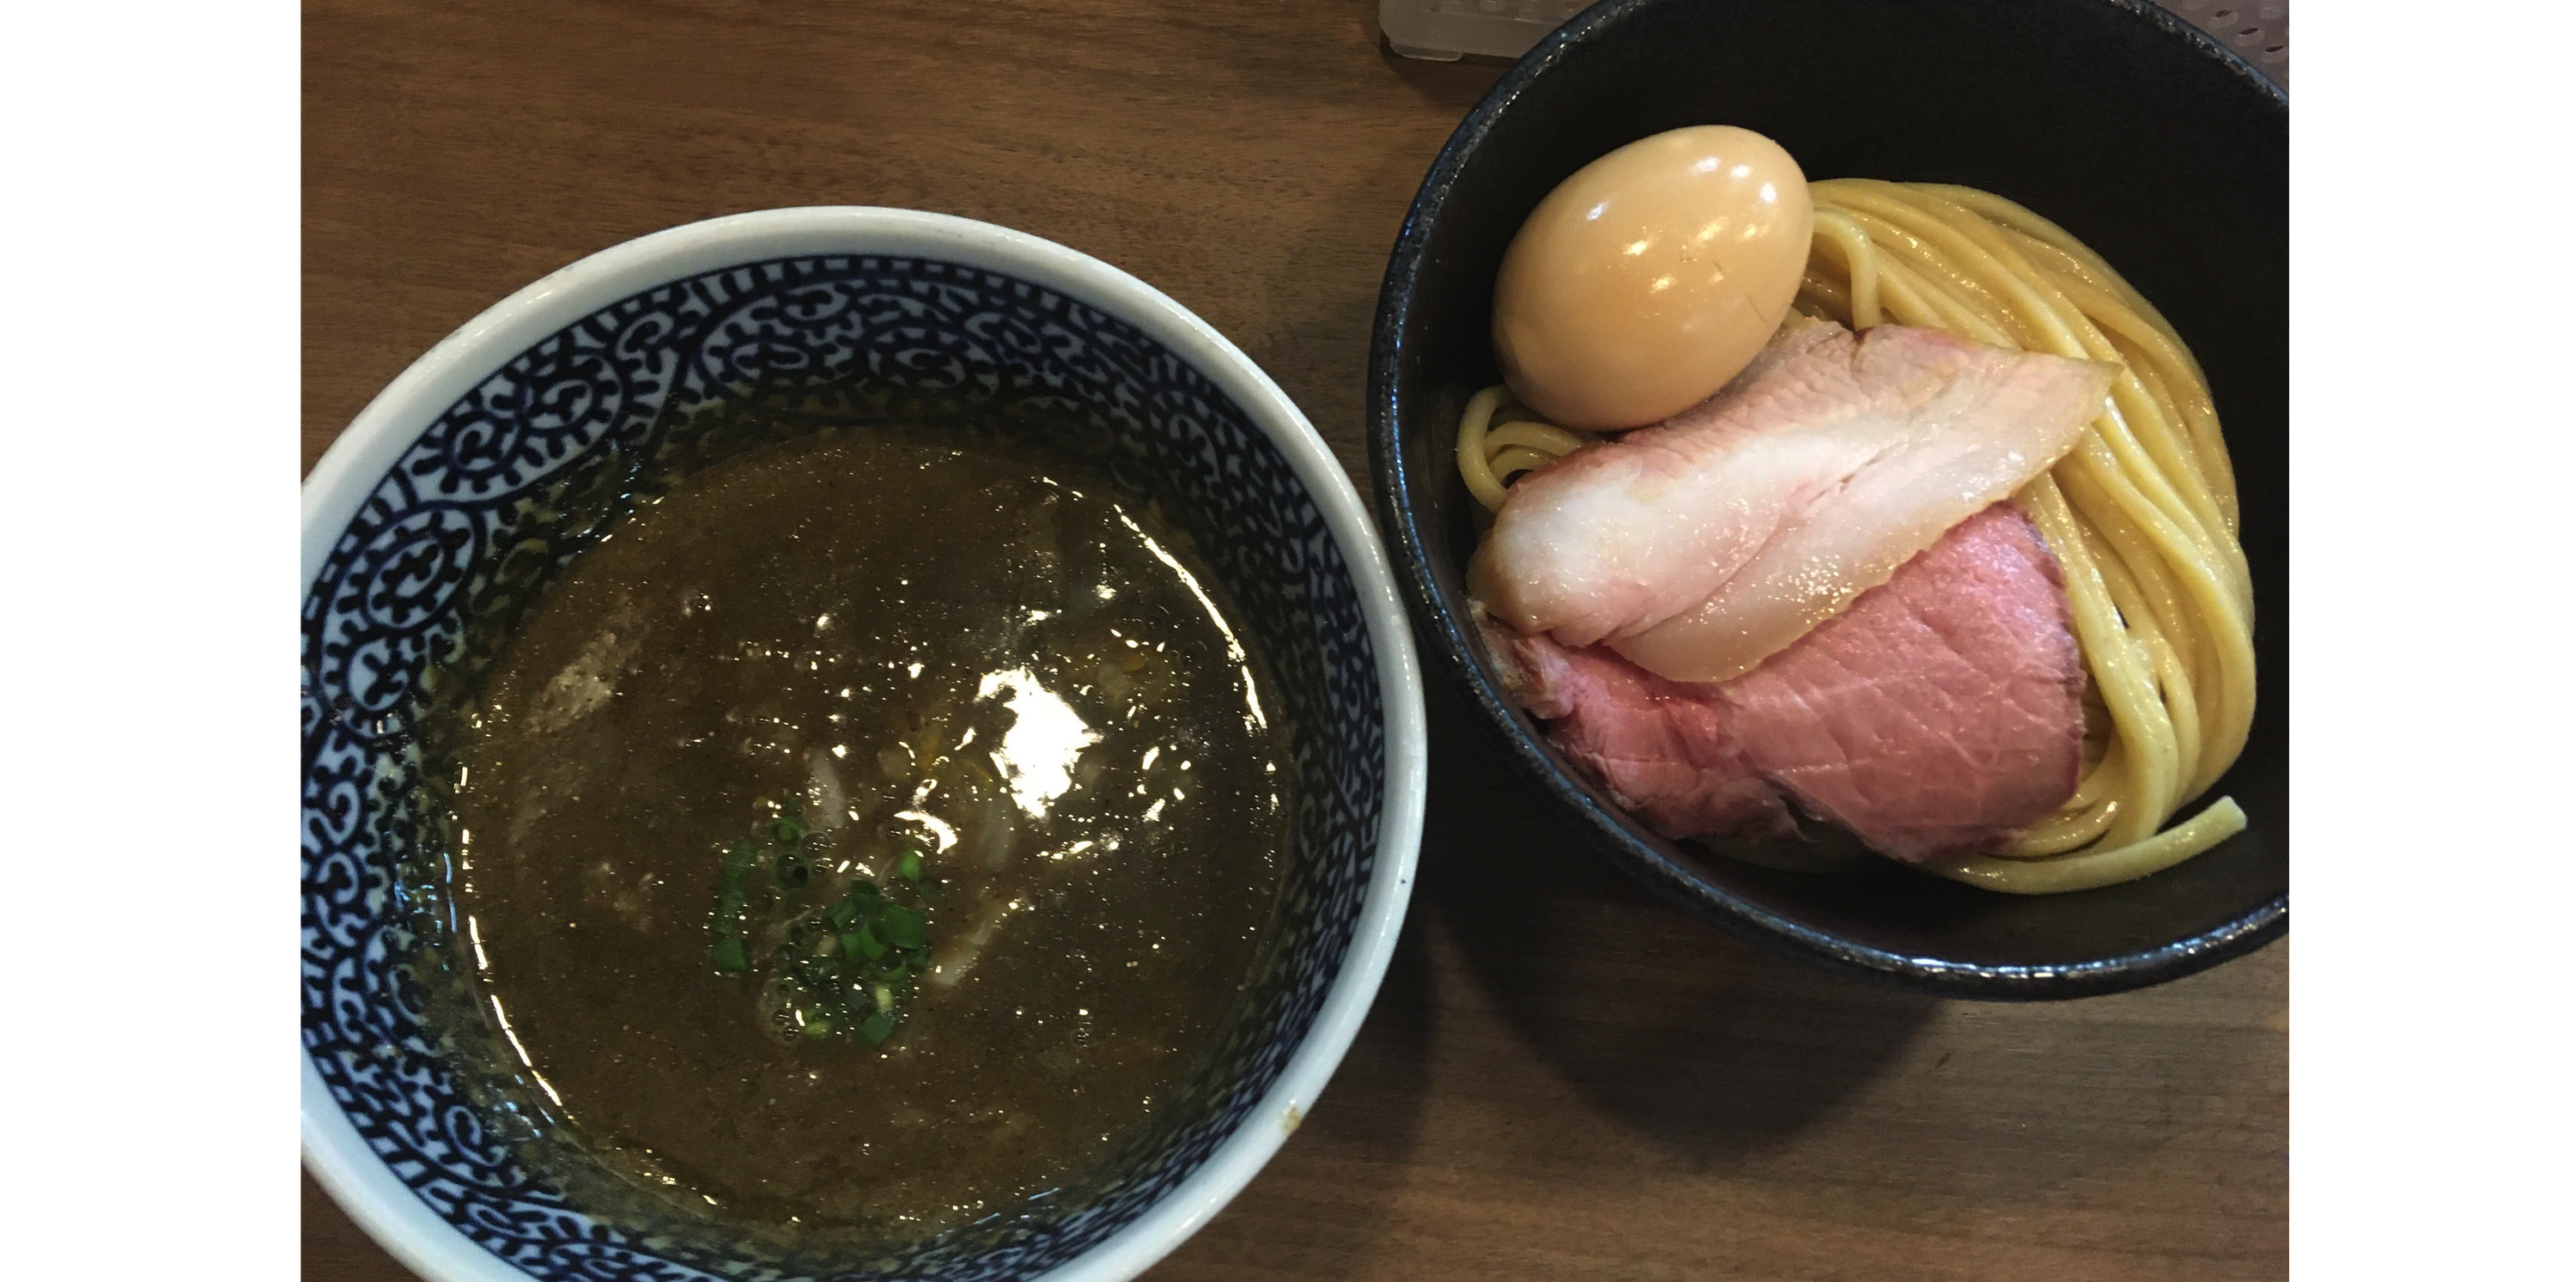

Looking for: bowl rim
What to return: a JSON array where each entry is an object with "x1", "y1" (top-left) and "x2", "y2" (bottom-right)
[
  {"x1": 301, "y1": 205, "x2": 1429, "y2": 1282},
  {"x1": 1364, "y1": 0, "x2": 2285, "y2": 999}
]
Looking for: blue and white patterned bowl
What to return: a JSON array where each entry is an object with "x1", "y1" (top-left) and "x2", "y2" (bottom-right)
[{"x1": 301, "y1": 208, "x2": 1428, "y2": 1282}]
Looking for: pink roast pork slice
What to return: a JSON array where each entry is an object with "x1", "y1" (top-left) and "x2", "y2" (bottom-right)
[
  {"x1": 1472, "y1": 319, "x2": 2112, "y2": 684},
  {"x1": 1483, "y1": 503, "x2": 2086, "y2": 862}
]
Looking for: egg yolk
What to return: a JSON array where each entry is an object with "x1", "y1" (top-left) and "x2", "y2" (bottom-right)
[{"x1": 1492, "y1": 125, "x2": 1814, "y2": 431}]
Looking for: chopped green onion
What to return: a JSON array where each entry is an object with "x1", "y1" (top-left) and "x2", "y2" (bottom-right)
[
  {"x1": 881, "y1": 904, "x2": 926, "y2": 950},
  {"x1": 711, "y1": 937, "x2": 749, "y2": 973},
  {"x1": 707, "y1": 802, "x2": 934, "y2": 1047}
]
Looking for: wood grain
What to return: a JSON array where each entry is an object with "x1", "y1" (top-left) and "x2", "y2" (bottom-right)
[{"x1": 301, "y1": 3, "x2": 2287, "y2": 1278}]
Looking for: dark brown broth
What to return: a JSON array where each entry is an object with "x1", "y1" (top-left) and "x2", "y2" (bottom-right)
[{"x1": 428, "y1": 426, "x2": 1291, "y2": 1247}]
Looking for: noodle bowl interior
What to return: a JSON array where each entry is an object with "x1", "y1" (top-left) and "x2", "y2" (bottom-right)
[{"x1": 1458, "y1": 128, "x2": 2255, "y2": 895}]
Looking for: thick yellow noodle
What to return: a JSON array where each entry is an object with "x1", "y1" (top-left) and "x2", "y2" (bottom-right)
[{"x1": 1455, "y1": 179, "x2": 2255, "y2": 895}]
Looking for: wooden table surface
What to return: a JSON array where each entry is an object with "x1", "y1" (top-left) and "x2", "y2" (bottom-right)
[{"x1": 301, "y1": 3, "x2": 2288, "y2": 1278}]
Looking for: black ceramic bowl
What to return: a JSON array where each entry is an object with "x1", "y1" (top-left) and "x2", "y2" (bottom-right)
[{"x1": 1368, "y1": 0, "x2": 2285, "y2": 997}]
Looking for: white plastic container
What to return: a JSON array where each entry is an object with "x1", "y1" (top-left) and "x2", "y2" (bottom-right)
[{"x1": 1379, "y1": 0, "x2": 1590, "y2": 61}]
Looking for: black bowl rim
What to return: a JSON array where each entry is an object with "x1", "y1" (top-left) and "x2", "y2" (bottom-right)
[{"x1": 1364, "y1": 0, "x2": 2287, "y2": 999}]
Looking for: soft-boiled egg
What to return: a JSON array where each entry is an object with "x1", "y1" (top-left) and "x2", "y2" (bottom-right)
[{"x1": 1492, "y1": 125, "x2": 1814, "y2": 431}]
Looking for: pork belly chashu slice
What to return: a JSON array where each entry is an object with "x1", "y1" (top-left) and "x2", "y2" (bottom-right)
[
  {"x1": 1483, "y1": 504, "x2": 2085, "y2": 862},
  {"x1": 1473, "y1": 319, "x2": 2114, "y2": 683}
]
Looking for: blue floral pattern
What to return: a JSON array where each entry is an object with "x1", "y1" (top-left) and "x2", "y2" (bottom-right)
[{"x1": 302, "y1": 256, "x2": 1385, "y2": 1280}]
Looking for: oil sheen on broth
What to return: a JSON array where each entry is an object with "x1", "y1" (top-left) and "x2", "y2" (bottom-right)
[{"x1": 434, "y1": 426, "x2": 1291, "y2": 1246}]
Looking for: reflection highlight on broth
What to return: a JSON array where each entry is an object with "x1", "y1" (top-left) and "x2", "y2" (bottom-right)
[{"x1": 421, "y1": 423, "x2": 1292, "y2": 1252}]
